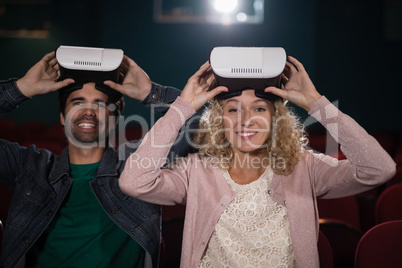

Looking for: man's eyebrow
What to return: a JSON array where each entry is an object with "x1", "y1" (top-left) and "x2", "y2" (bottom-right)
[
  {"x1": 70, "y1": 97, "x2": 85, "y2": 102},
  {"x1": 94, "y1": 99, "x2": 108, "y2": 103}
]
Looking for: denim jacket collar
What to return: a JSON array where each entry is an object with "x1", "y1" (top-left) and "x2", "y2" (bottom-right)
[
  {"x1": 48, "y1": 146, "x2": 119, "y2": 184},
  {"x1": 48, "y1": 147, "x2": 69, "y2": 184},
  {"x1": 97, "y1": 147, "x2": 120, "y2": 177}
]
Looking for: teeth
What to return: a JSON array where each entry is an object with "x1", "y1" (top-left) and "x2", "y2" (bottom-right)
[
  {"x1": 238, "y1": 132, "x2": 256, "y2": 137},
  {"x1": 78, "y1": 123, "x2": 96, "y2": 128}
]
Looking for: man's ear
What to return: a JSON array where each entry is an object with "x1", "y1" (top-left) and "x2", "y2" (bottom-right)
[{"x1": 60, "y1": 112, "x2": 65, "y2": 126}]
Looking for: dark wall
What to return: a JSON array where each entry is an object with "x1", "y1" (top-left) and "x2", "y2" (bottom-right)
[
  {"x1": 314, "y1": 0, "x2": 402, "y2": 133},
  {"x1": 0, "y1": 0, "x2": 400, "y2": 132},
  {"x1": 0, "y1": 0, "x2": 103, "y2": 125}
]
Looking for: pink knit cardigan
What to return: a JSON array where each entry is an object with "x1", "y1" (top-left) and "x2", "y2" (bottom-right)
[{"x1": 120, "y1": 96, "x2": 396, "y2": 268}]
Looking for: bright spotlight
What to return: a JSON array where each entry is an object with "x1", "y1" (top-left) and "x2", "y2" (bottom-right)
[
  {"x1": 213, "y1": 0, "x2": 238, "y2": 13},
  {"x1": 154, "y1": 0, "x2": 264, "y2": 24}
]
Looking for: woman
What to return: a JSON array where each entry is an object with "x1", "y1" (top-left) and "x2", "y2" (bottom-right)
[{"x1": 119, "y1": 57, "x2": 395, "y2": 267}]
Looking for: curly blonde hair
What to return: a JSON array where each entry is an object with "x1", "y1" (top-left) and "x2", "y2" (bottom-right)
[{"x1": 193, "y1": 98, "x2": 307, "y2": 175}]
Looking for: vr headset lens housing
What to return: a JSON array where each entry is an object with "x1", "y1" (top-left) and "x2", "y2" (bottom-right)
[
  {"x1": 56, "y1": 45, "x2": 124, "y2": 103},
  {"x1": 210, "y1": 47, "x2": 286, "y2": 101}
]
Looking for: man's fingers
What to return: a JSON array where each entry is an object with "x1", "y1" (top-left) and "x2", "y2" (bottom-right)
[{"x1": 53, "y1": 78, "x2": 75, "y2": 91}]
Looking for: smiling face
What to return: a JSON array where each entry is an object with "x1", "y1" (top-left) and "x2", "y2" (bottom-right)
[
  {"x1": 60, "y1": 83, "x2": 114, "y2": 147},
  {"x1": 222, "y1": 89, "x2": 274, "y2": 157}
]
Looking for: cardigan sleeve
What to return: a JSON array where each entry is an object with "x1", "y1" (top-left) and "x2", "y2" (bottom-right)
[
  {"x1": 307, "y1": 96, "x2": 396, "y2": 198},
  {"x1": 119, "y1": 97, "x2": 197, "y2": 205}
]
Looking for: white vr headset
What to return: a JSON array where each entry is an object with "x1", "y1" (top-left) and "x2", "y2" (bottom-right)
[
  {"x1": 56, "y1": 45, "x2": 124, "y2": 102},
  {"x1": 210, "y1": 47, "x2": 286, "y2": 100},
  {"x1": 56, "y1": 45, "x2": 123, "y2": 71}
]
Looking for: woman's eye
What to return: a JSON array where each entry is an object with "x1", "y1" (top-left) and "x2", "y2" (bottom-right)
[
  {"x1": 255, "y1": 107, "x2": 266, "y2": 112},
  {"x1": 228, "y1": 108, "x2": 238, "y2": 113}
]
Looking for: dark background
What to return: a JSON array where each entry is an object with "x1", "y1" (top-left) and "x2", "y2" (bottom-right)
[{"x1": 0, "y1": 0, "x2": 401, "y2": 133}]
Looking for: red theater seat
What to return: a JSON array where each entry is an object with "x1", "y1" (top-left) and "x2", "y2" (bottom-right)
[
  {"x1": 355, "y1": 220, "x2": 402, "y2": 268},
  {"x1": 318, "y1": 230, "x2": 334, "y2": 268},
  {"x1": 319, "y1": 218, "x2": 362, "y2": 268},
  {"x1": 375, "y1": 183, "x2": 402, "y2": 224}
]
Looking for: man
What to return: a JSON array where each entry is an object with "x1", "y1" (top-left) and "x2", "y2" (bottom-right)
[{"x1": 0, "y1": 50, "x2": 193, "y2": 268}]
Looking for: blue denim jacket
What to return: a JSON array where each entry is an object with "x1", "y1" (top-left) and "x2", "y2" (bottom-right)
[{"x1": 0, "y1": 80, "x2": 193, "y2": 268}]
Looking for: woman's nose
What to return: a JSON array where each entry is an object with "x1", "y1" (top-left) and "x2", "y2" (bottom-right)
[{"x1": 240, "y1": 111, "x2": 254, "y2": 127}]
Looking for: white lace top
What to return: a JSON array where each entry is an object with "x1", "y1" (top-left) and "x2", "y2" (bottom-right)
[{"x1": 199, "y1": 168, "x2": 296, "y2": 268}]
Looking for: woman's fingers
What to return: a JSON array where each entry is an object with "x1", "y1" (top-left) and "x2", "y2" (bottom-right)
[
  {"x1": 265, "y1": 86, "x2": 287, "y2": 99},
  {"x1": 196, "y1": 61, "x2": 210, "y2": 75},
  {"x1": 206, "y1": 86, "x2": 228, "y2": 99},
  {"x1": 287, "y1": 56, "x2": 305, "y2": 72}
]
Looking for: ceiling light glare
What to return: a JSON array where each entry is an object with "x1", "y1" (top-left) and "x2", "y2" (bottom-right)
[
  {"x1": 254, "y1": 1, "x2": 264, "y2": 10},
  {"x1": 213, "y1": 0, "x2": 238, "y2": 13},
  {"x1": 236, "y1": 12, "x2": 247, "y2": 22}
]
